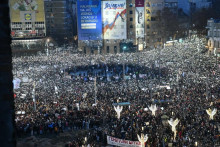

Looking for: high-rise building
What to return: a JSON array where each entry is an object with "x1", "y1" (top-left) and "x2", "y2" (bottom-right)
[
  {"x1": 44, "y1": 0, "x2": 77, "y2": 45},
  {"x1": 9, "y1": 0, "x2": 46, "y2": 38},
  {"x1": 178, "y1": 0, "x2": 212, "y2": 15},
  {"x1": 164, "y1": 0, "x2": 178, "y2": 14},
  {"x1": 145, "y1": 0, "x2": 164, "y2": 48}
]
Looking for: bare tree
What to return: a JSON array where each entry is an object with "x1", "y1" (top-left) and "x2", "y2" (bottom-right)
[
  {"x1": 0, "y1": 0, "x2": 16, "y2": 147},
  {"x1": 160, "y1": 7, "x2": 180, "y2": 42}
]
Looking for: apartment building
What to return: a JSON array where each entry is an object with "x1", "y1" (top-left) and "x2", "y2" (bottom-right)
[{"x1": 44, "y1": 0, "x2": 77, "y2": 45}]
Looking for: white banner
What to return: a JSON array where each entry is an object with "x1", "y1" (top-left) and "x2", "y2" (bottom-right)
[
  {"x1": 13, "y1": 78, "x2": 21, "y2": 89},
  {"x1": 107, "y1": 136, "x2": 141, "y2": 147},
  {"x1": 102, "y1": 0, "x2": 127, "y2": 39},
  {"x1": 135, "y1": 7, "x2": 144, "y2": 38}
]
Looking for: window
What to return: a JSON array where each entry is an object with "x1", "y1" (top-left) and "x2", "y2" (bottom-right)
[
  {"x1": 130, "y1": 25, "x2": 133, "y2": 28},
  {"x1": 84, "y1": 47, "x2": 86, "y2": 54},
  {"x1": 107, "y1": 46, "x2": 110, "y2": 53},
  {"x1": 114, "y1": 46, "x2": 117, "y2": 54},
  {"x1": 158, "y1": 38, "x2": 161, "y2": 42},
  {"x1": 157, "y1": 3, "x2": 163, "y2": 7},
  {"x1": 147, "y1": 25, "x2": 150, "y2": 29},
  {"x1": 129, "y1": 3, "x2": 133, "y2": 7},
  {"x1": 146, "y1": 2, "x2": 150, "y2": 7},
  {"x1": 91, "y1": 49, "x2": 94, "y2": 54},
  {"x1": 130, "y1": 18, "x2": 133, "y2": 21},
  {"x1": 151, "y1": 17, "x2": 156, "y2": 21},
  {"x1": 129, "y1": 11, "x2": 133, "y2": 14}
]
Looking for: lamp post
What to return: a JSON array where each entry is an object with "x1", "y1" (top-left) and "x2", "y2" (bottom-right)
[
  {"x1": 32, "y1": 81, "x2": 36, "y2": 111},
  {"x1": 149, "y1": 83, "x2": 152, "y2": 100},
  {"x1": 46, "y1": 38, "x2": 50, "y2": 56},
  {"x1": 98, "y1": 45, "x2": 100, "y2": 54},
  {"x1": 206, "y1": 74, "x2": 209, "y2": 99},
  {"x1": 122, "y1": 46, "x2": 126, "y2": 81},
  {"x1": 94, "y1": 77, "x2": 97, "y2": 104},
  {"x1": 157, "y1": 46, "x2": 161, "y2": 86},
  {"x1": 214, "y1": 48, "x2": 218, "y2": 71}
]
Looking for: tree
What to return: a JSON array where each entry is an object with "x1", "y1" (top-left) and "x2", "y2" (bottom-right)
[
  {"x1": 212, "y1": 0, "x2": 220, "y2": 17},
  {"x1": 0, "y1": 0, "x2": 16, "y2": 147},
  {"x1": 158, "y1": 7, "x2": 181, "y2": 42},
  {"x1": 191, "y1": 8, "x2": 215, "y2": 35},
  {"x1": 191, "y1": 0, "x2": 220, "y2": 35}
]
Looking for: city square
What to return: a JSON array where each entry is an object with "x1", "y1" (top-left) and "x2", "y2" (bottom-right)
[{"x1": 0, "y1": 0, "x2": 219, "y2": 147}]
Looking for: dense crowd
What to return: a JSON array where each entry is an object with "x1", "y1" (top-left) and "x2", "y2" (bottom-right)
[{"x1": 13, "y1": 38, "x2": 219, "y2": 146}]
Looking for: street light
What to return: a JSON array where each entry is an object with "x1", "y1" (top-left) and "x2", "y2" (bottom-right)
[
  {"x1": 46, "y1": 38, "x2": 50, "y2": 56},
  {"x1": 122, "y1": 46, "x2": 127, "y2": 81},
  {"x1": 32, "y1": 81, "x2": 36, "y2": 111},
  {"x1": 94, "y1": 77, "x2": 97, "y2": 104}
]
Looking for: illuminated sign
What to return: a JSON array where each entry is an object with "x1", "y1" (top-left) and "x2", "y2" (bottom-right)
[{"x1": 77, "y1": 0, "x2": 102, "y2": 40}]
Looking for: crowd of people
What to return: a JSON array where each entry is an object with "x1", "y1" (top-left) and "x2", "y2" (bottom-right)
[{"x1": 13, "y1": 37, "x2": 219, "y2": 146}]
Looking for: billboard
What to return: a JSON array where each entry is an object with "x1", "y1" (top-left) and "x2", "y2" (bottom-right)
[
  {"x1": 10, "y1": 0, "x2": 45, "y2": 22},
  {"x1": 135, "y1": 0, "x2": 145, "y2": 38},
  {"x1": 77, "y1": 0, "x2": 102, "y2": 40},
  {"x1": 102, "y1": 0, "x2": 127, "y2": 39}
]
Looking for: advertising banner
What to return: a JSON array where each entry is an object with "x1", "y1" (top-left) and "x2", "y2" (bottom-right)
[
  {"x1": 107, "y1": 136, "x2": 141, "y2": 147},
  {"x1": 77, "y1": 0, "x2": 102, "y2": 40},
  {"x1": 10, "y1": 0, "x2": 45, "y2": 22},
  {"x1": 102, "y1": 0, "x2": 127, "y2": 39},
  {"x1": 135, "y1": 0, "x2": 144, "y2": 38}
]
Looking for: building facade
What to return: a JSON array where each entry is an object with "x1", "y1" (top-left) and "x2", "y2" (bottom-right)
[
  {"x1": 78, "y1": 0, "x2": 164, "y2": 54},
  {"x1": 9, "y1": 0, "x2": 46, "y2": 38},
  {"x1": 44, "y1": 0, "x2": 77, "y2": 45},
  {"x1": 77, "y1": 0, "x2": 214, "y2": 54},
  {"x1": 178, "y1": 0, "x2": 212, "y2": 16},
  {"x1": 207, "y1": 19, "x2": 220, "y2": 56},
  {"x1": 78, "y1": 0, "x2": 135, "y2": 54},
  {"x1": 145, "y1": 0, "x2": 164, "y2": 48}
]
